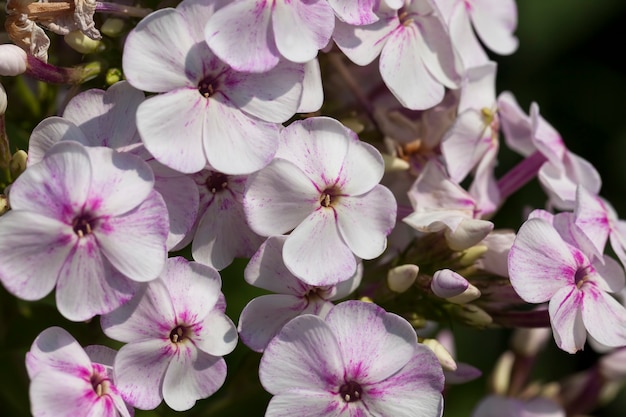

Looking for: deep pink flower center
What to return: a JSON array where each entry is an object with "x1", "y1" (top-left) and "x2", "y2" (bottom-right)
[
  {"x1": 575, "y1": 266, "x2": 591, "y2": 289},
  {"x1": 72, "y1": 213, "x2": 97, "y2": 238},
  {"x1": 170, "y1": 325, "x2": 190, "y2": 343},
  {"x1": 90, "y1": 366, "x2": 111, "y2": 397},
  {"x1": 339, "y1": 380, "x2": 363, "y2": 403}
]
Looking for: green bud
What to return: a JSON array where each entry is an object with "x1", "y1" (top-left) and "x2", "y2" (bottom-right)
[
  {"x1": 106, "y1": 68, "x2": 123, "y2": 86},
  {"x1": 457, "y1": 244, "x2": 488, "y2": 267},
  {"x1": 64, "y1": 31, "x2": 106, "y2": 55},
  {"x1": 101, "y1": 18, "x2": 126, "y2": 38},
  {"x1": 9, "y1": 149, "x2": 27, "y2": 180}
]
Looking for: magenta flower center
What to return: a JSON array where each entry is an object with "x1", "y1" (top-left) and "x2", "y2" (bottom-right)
[
  {"x1": 72, "y1": 213, "x2": 97, "y2": 238},
  {"x1": 575, "y1": 266, "x2": 592, "y2": 289},
  {"x1": 90, "y1": 365, "x2": 111, "y2": 397},
  {"x1": 205, "y1": 172, "x2": 229, "y2": 194},
  {"x1": 169, "y1": 325, "x2": 190, "y2": 343},
  {"x1": 339, "y1": 380, "x2": 363, "y2": 403}
]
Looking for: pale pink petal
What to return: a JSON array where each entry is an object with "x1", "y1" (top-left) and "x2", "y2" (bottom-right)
[
  {"x1": 365, "y1": 349, "x2": 444, "y2": 417},
  {"x1": 447, "y1": 3, "x2": 489, "y2": 70},
  {"x1": 549, "y1": 286, "x2": 586, "y2": 354},
  {"x1": 136, "y1": 89, "x2": 208, "y2": 174},
  {"x1": 328, "y1": 0, "x2": 380, "y2": 25},
  {"x1": 581, "y1": 287, "x2": 626, "y2": 347},
  {"x1": 204, "y1": 97, "x2": 279, "y2": 175},
  {"x1": 205, "y1": 1, "x2": 279, "y2": 73},
  {"x1": 508, "y1": 219, "x2": 577, "y2": 303},
  {"x1": 415, "y1": 12, "x2": 461, "y2": 89},
  {"x1": 332, "y1": 16, "x2": 397, "y2": 66},
  {"x1": 100, "y1": 280, "x2": 176, "y2": 343},
  {"x1": 272, "y1": 0, "x2": 334, "y2": 62},
  {"x1": 283, "y1": 209, "x2": 357, "y2": 286},
  {"x1": 325, "y1": 301, "x2": 418, "y2": 383},
  {"x1": 0, "y1": 212, "x2": 73, "y2": 300},
  {"x1": 193, "y1": 309, "x2": 238, "y2": 356},
  {"x1": 26, "y1": 327, "x2": 91, "y2": 378},
  {"x1": 458, "y1": 61, "x2": 497, "y2": 113},
  {"x1": 470, "y1": 0, "x2": 518, "y2": 55},
  {"x1": 244, "y1": 159, "x2": 320, "y2": 236},
  {"x1": 176, "y1": 0, "x2": 231, "y2": 43},
  {"x1": 331, "y1": 262, "x2": 363, "y2": 300},
  {"x1": 162, "y1": 347, "x2": 226, "y2": 411},
  {"x1": 496, "y1": 91, "x2": 534, "y2": 156},
  {"x1": 297, "y1": 58, "x2": 324, "y2": 113},
  {"x1": 84, "y1": 345, "x2": 117, "y2": 368},
  {"x1": 153, "y1": 175, "x2": 199, "y2": 250},
  {"x1": 95, "y1": 191, "x2": 168, "y2": 282},
  {"x1": 238, "y1": 294, "x2": 308, "y2": 352},
  {"x1": 574, "y1": 186, "x2": 610, "y2": 257},
  {"x1": 123, "y1": 9, "x2": 197, "y2": 92},
  {"x1": 335, "y1": 186, "x2": 396, "y2": 259},
  {"x1": 337, "y1": 140, "x2": 385, "y2": 196},
  {"x1": 403, "y1": 211, "x2": 464, "y2": 234},
  {"x1": 265, "y1": 391, "x2": 341, "y2": 417},
  {"x1": 114, "y1": 339, "x2": 173, "y2": 410},
  {"x1": 27, "y1": 117, "x2": 90, "y2": 165},
  {"x1": 259, "y1": 314, "x2": 344, "y2": 394},
  {"x1": 469, "y1": 143, "x2": 500, "y2": 216}
]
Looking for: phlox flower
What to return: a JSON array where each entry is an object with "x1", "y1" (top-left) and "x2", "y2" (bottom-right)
[
  {"x1": 205, "y1": 0, "x2": 334, "y2": 73},
  {"x1": 123, "y1": 0, "x2": 304, "y2": 175},
  {"x1": 243, "y1": 116, "x2": 397, "y2": 285},
  {"x1": 508, "y1": 215, "x2": 626, "y2": 353},
  {"x1": 100, "y1": 257, "x2": 238, "y2": 411},
  {"x1": 26, "y1": 327, "x2": 131, "y2": 417},
  {"x1": 258, "y1": 300, "x2": 445, "y2": 417},
  {"x1": 238, "y1": 235, "x2": 362, "y2": 352},
  {"x1": 0, "y1": 141, "x2": 169, "y2": 321}
]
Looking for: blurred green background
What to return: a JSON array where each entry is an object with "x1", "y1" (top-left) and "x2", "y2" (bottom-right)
[{"x1": 2, "y1": 0, "x2": 626, "y2": 416}]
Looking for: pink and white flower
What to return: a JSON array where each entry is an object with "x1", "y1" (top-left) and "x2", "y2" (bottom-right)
[
  {"x1": 258, "y1": 300, "x2": 445, "y2": 417},
  {"x1": 244, "y1": 116, "x2": 397, "y2": 285},
  {"x1": 26, "y1": 327, "x2": 131, "y2": 417},
  {"x1": 100, "y1": 257, "x2": 237, "y2": 411},
  {"x1": 0, "y1": 141, "x2": 169, "y2": 321}
]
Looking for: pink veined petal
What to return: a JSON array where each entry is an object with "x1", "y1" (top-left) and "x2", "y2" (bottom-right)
[
  {"x1": 192, "y1": 309, "x2": 238, "y2": 356},
  {"x1": 203, "y1": 96, "x2": 279, "y2": 175},
  {"x1": 101, "y1": 280, "x2": 177, "y2": 344},
  {"x1": 325, "y1": 301, "x2": 418, "y2": 383},
  {"x1": 581, "y1": 287, "x2": 626, "y2": 347},
  {"x1": 114, "y1": 339, "x2": 173, "y2": 410},
  {"x1": 548, "y1": 286, "x2": 586, "y2": 354},
  {"x1": 162, "y1": 346, "x2": 227, "y2": 411},
  {"x1": 508, "y1": 218, "x2": 578, "y2": 303},
  {"x1": 272, "y1": 0, "x2": 334, "y2": 63},
  {"x1": 244, "y1": 158, "x2": 320, "y2": 236},
  {"x1": 26, "y1": 327, "x2": 92, "y2": 378},
  {"x1": 336, "y1": 140, "x2": 385, "y2": 196},
  {"x1": 55, "y1": 238, "x2": 139, "y2": 321},
  {"x1": 328, "y1": 0, "x2": 380, "y2": 25},
  {"x1": 176, "y1": 0, "x2": 231, "y2": 44},
  {"x1": 408, "y1": 160, "x2": 476, "y2": 212},
  {"x1": 447, "y1": 2, "x2": 489, "y2": 70},
  {"x1": 222, "y1": 60, "x2": 303, "y2": 124},
  {"x1": 283, "y1": 209, "x2": 357, "y2": 286},
  {"x1": 160, "y1": 257, "x2": 222, "y2": 325},
  {"x1": 27, "y1": 117, "x2": 90, "y2": 165},
  {"x1": 153, "y1": 175, "x2": 199, "y2": 251},
  {"x1": 380, "y1": 24, "x2": 445, "y2": 110},
  {"x1": 0, "y1": 212, "x2": 73, "y2": 301},
  {"x1": 297, "y1": 58, "x2": 324, "y2": 113},
  {"x1": 265, "y1": 391, "x2": 342, "y2": 417},
  {"x1": 95, "y1": 190, "x2": 168, "y2": 282},
  {"x1": 259, "y1": 314, "x2": 344, "y2": 395},
  {"x1": 136, "y1": 88, "x2": 208, "y2": 174},
  {"x1": 333, "y1": 15, "x2": 397, "y2": 66},
  {"x1": 11, "y1": 141, "x2": 91, "y2": 221},
  {"x1": 496, "y1": 91, "x2": 535, "y2": 156},
  {"x1": 238, "y1": 294, "x2": 309, "y2": 352},
  {"x1": 469, "y1": 0, "x2": 518, "y2": 55},
  {"x1": 574, "y1": 185, "x2": 610, "y2": 256},
  {"x1": 122, "y1": 8, "x2": 196, "y2": 92},
  {"x1": 364, "y1": 348, "x2": 444, "y2": 417},
  {"x1": 204, "y1": 1, "x2": 279, "y2": 73},
  {"x1": 335, "y1": 186, "x2": 396, "y2": 260},
  {"x1": 84, "y1": 147, "x2": 155, "y2": 217}
]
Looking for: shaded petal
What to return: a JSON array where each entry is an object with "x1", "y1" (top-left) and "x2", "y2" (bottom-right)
[
  {"x1": 549, "y1": 286, "x2": 586, "y2": 354},
  {"x1": 265, "y1": 391, "x2": 342, "y2": 417},
  {"x1": 136, "y1": 89, "x2": 208, "y2": 174},
  {"x1": 297, "y1": 58, "x2": 324, "y2": 113},
  {"x1": 470, "y1": 0, "x2": 518, "y2": 55},
  {"x1": 283, "y1": 209, "x2": 357, "y2": 286},
  {"x1": 259, "y1": 314, "x2": 344, "y2": 394},
  {"x1": 590, "y1": 255, "x2": 625, "y2": 293},
  {"x1": 96, "y1": 190, "x2": 168, "y2": 282},
  {"x1": 27, "y1": 117, "x2": 89, "y2": 165},
  {"x1": 193, "y1": 309, "x2": 238, "y2": 356},
  {"x1": 336, "y1": 141, "x2": 385, "y2": 196},
  {"x1": 335, "y1": 186, "x2": 396, "y2": 259},
  {"x1": 581, "y1": 287, "x2": 626, "y2": 348},
  {"x1": 153, "y1": 174, "x2": 199, "y2": 250},
  {"x1": 26, "y1": 327, "x2": 91, "y2": 378},
  {"x1": 333, "y1": 16, "x2": 397, "y2": 66},
  {"x1": 328, "y1": 0, "x2": 380, "y2": 25},
  {"x1": 447, "y1": 3, "x2": 489, "y2": 70},
  {"x1": 496, "y1": 91, "x2": 534, "y2": 156},
  {"x1": 325, "y1": 301, "x2": 418, "y2": 383}
]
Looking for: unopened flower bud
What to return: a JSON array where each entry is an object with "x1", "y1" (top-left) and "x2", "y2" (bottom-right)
[
  {"x1": 0, "y1": 44, "x2": 28, "y2": 76},
  {"x1": 458, "y1": 244, "x2": 488, "y2": 267},
  {"x1": 382, "y1": 153, "x2": 410, "y2": 172},
  {"x1": 454, "y1": 304, "x2": 492, "y2": 327},
  {"x1": 490, "y1": 350, "x2": 514, "y2": 395},
  {"x1": 64, "y1": 31, "x2": 105, "y2": 54},
  {"x1": 101, "y1": 18, "x2": 125, "y2": 37},
  {"x1": 421, "y1": 338, "x2": 457, "y2": 372},
  {"x1": 387, "y1": 264, "x2": 418, "y2": 293},
  {"x1": 431, "y1": 269, "x2": 481, "y2": 303},
  {"x1": 106, "y1": 68, "x2": 123, "y2": 86},
  {"x1": 9, "y1": 150, "x2": 27, "y2": 179},
  {"x1": 511, "y1": 327, "x2": 551, "y2": 357},
  {"x1": 0, "y1": 83, "x2": 7, "y2": 115}
]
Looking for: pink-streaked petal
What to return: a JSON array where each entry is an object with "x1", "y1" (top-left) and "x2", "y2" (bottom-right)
[
  {"x1": 153, "y1": 175, "x2": 199, "y2": 250},
  {"x1": 328, "y1": 0, "x2": 380, "y2": 25},
  {"x1": 0, "y1": 212, "x2": 73, "y2": 300},
  {"x1": 238, "y1": 294, "x2": 308, "y2": 352},
  {"x1": 101, "y1": 280, "x2": 176, "y2": 343},
  {"x1": 205, "y1": 1, "x2": 279, "y2": 73},
  {"x1": 95, "y1": 191, "x2": 168, "y2": 282},
  {"x1": 56, "y1": 238, "x2": 139, "y2": 321},
  {"x1": 508, "y1": 219, "x2": 577, "y2": 303},
  {"x1": 337, "y1": 141, "x2": 385, "y2": 196},
  {"x1": 27, "y1": 117, "x2": 90, "y2": 165},
  {"x1": 408, "y1": 160, "x2": 475, "y2": 212},
  {"x1": 204, "y1": 97, "x2": 279, "y2": 175},
  {"x1": 136, "y1": 89, "x2": 208, "y2": 174},
  {"x1": 244, "y1": 159, "x2": 320, "y2": 236},
  {"x1": 283, "y1": 209, "x2": 357, "y2": 286},
  {"x1": 549, "y1": 286, "x2": 586, "y2": 354},
  {"x1": 224, "y1": 61, "x2": 303, "y2": 123},
  {"x1": 335, "y1": 186, "x2": 396, "y2": 260},
  {"x1": 26, "y1": 327, "x2": 91, "y2": 378},
  {"x1": 193, "y1": 309, "x2": 238, "y2": 356},
  {"x1": 325, "y1": 301, "x2": 418, "y2": 383},
  {"x1": 333, "y1": 16, "x2": 397, "y2": 66},
  {"x1": 114, "y1": 339, "x2": 173, "y2": 410},
  {"x1": 265, "y1": 391, "x2": 342, "y2": 417},
  {"x1": 176, "y1": 0, "x2": 231, "y2": 44},
  {"x1": 259, "y1": 314, "x2": 344, "y2": 394},
  {"x1": 272, "y1": 0, "x2": 334, "y2": 62},
  {"x1": 365, "y1": 348, "x2": 444, "y2": 417},
  {"x1": 122, "y1": 9, "x2": 196, "y2": 92},
  {"x1": 11, "y1": 141, "x2": 90, "y2": 220},
  {"x1": 581, "y1": 287, "x2": 626, "y2": 348},
  {"x1": 469, "y1": 0, "x2": 518, "y2": 55},
  {"x1": 574, "y1": 185, "x2": 610, "y2": 257},
  {"x1": 297, "y1": 58, "x2": 324, "y2": 113},
  {"x1": 162, "y1": 347, "x2": 227, "y2": 411}
]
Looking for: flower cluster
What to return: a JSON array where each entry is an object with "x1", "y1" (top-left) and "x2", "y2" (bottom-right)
[{"x1": 1, "y1": 0, "x2": 626, "y2": 416}]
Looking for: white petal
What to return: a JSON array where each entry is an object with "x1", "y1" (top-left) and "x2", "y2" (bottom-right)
[
  {"x1": 27, "y1": 117, "x2": 89, "y2": 165},
  {"x1": 153, "y1": 175, "x2": 199, "y2": 251},
  {"x1": 26, "y1": 327, "x2": 91, "y2": 378},
  {"x1": 549, "y1": 286, "x2": 586, "y2": 354},
  {"x1": 470, "y1": 0, "x2": 518, "y2": 55},
  {"x1": 193, "y1": 309, "x2": 238, "y2": 356},
  {"x1": 297, "y1": 58, "x2": 324, "y2": 113},
  {"x1": 581, "y1": 287, "x2": 626, "y2": 348},
  {"x1": 333, "y1": 16, "x2": 396, "y2": 66},
  {"x1": 265, "y1": 391, "x2": 342, "y2": 417}
]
